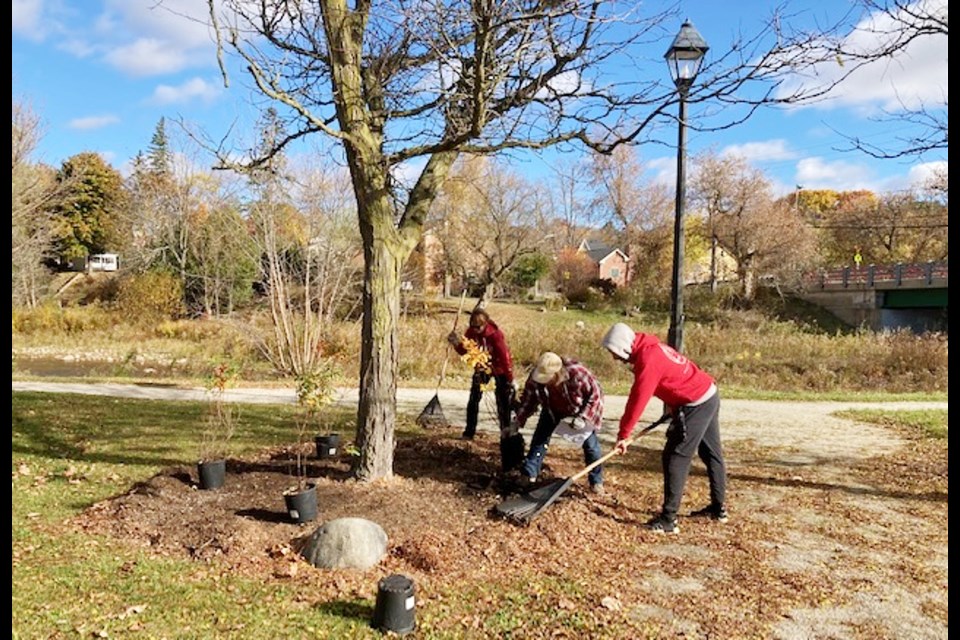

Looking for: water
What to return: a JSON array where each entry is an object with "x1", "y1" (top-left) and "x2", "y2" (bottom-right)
[{"x1": 12, "y1": 356, "x2": 184, "y2": 379}]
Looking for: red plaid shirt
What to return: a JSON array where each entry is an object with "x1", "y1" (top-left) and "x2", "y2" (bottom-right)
[{"x1": 514, "y1": 358, "x2": 604, "y2": 430}]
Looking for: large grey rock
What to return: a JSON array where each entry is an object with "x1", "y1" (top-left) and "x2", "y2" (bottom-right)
[{"x1": 301, "y1": 517, "x2": 388, "y2": 570}]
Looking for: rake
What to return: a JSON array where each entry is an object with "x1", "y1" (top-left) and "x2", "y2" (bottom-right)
[
  {"x1": 494, "y1": 414, "x2": 672, "y2": 525},
  {"x1": 416, "y1": 289, "x2": 468, "y2": 428}
]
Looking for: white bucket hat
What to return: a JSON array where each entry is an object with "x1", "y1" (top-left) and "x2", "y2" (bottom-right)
[
  {"x1": 601, "y1": 322, "x2": 635, "y2": 360},
  {"x1": 531, "y1": 352, "x2": 563, "y2": 384}
]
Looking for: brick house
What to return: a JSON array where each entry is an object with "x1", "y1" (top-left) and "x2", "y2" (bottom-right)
[{"x1": 576, "y1": 239, "x2": 630, "y2": 287}]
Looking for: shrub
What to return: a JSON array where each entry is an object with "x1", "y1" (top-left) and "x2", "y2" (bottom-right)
[
  {"x1": 12, "y1": 301, "x2": 114, "y2": 335},
  {"x1": 12, "y1": 301, "x2": 65, "y2": 334},
  {"x1": 154, "y1": 319, "x2": 226, "y2": 342},
  {"x1": 116, "y1": 271, "x2": 185, "y2": 323}
]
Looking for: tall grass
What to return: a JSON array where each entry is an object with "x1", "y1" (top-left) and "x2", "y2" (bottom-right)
[{"x1": 12, "y1": 299, "x2": 948, "y2": 396}]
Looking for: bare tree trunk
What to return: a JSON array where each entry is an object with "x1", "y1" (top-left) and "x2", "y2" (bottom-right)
[
  {"x1": 354, "y1": 214, "x2": 403, "y2": 481},
  {"x1": 709, "y1": 233, "x2": 718, "y2": 294},
  {"x1": 738, "y1": 257, "x2": 756, "y2": 303}
]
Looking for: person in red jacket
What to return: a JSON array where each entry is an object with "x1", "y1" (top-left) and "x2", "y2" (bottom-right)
[
  {"x1": 601, "y1": 322, "x2": 728, "y2": 534},
  {"x1": 448, "y1": 309, "x2": 516, "y2": 448}
]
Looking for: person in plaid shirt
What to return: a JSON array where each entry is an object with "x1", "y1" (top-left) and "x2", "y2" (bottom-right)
[{"x1": 509, "y1": 352, "x2": 606, "y2": 494}]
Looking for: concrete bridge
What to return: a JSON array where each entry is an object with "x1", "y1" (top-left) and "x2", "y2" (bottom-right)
[{"x1": 799, "y1": 261, "x2": 948, "y2": 333}]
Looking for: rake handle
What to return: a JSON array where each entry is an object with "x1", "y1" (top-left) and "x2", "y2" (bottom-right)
[
  {"x1": 434, "y1": 289, "x2": 469, "y2": 394},
  {"x1": 568, "y1": 414, "x2": 672, "y2": 483}
]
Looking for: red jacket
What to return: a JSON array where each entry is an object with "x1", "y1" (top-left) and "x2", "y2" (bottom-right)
[
  {"x1": 618, "y1": 332, "x2": 714, "y2": 440},
  {"x1": 453, "y1": 319, "x2": 513, "y2": 381}
]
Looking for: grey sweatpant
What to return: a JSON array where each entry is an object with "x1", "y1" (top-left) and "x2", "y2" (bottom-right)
[{"x1": 661, "y1": 392, "x2": 726, "y2": 520}]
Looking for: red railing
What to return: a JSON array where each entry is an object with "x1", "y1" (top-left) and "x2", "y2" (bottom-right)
[{"x1": 805, "y1": 261, "x2": 948, "y2": 289}]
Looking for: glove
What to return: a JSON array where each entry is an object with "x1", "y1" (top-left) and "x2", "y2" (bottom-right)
[
  {"x1": 447, "y1": 331, "x2": 461, "y2": 346},
  {"x1": 501, "y1": 418, "x2": 520, "y2": 438}
]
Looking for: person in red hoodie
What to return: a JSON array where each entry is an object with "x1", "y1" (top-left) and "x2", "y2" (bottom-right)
[
  {"x1": 448, "y1": 310, "x2": 521, "y2": 467},
  {"x1": 601, "y1": 322, "x2": 728, "y2": 534}
]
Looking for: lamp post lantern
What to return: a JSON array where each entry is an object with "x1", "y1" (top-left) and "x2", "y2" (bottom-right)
[{"x1": 664, "y1": 20, "x2": 708, "y2": 353}]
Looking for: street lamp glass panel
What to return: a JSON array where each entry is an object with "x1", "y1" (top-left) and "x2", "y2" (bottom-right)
[{"x1": 664, "y1": 21, "x2": 709, "y2": 86}]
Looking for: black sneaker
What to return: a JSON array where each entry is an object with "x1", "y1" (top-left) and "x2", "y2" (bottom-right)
[
  {"x1": 646, "y1": 514, "x2": 679, "y2": 534},
  {"x1": 689, "y1": 504, "x2": 729, "y2": 523}
]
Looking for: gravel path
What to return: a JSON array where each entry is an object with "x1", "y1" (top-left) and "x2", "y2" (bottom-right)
[{"x1": 11, "y1": 381, "x2": 947, "y2": 463}]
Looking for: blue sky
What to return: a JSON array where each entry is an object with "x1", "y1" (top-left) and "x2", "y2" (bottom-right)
[{"x1": 12, "y1": 0, "x2": 947, "y2": 199}]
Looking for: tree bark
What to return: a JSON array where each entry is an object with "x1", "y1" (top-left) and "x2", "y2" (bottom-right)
[{"x1": 354, "y1": 212, "x2": 404, "y2": 481}]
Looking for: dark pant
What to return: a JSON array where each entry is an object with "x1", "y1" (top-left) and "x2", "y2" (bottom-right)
[
  {"x1": 661, "y1": 392, "x2": 726, "y2": 520},
  {"x1": 464, "y1": 372, "x2": 513, "y2": 438},
  {"x1": 522, "y1": 410, "x2": 603, "y2": 487}
]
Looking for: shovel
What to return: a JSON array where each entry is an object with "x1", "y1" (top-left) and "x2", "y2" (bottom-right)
[
  {"x1": 493, "y1": 414, "x2": 672, "y2": 525},
  {"x1": 416, "y1": 289, "x2": 468, "y2": 428}
]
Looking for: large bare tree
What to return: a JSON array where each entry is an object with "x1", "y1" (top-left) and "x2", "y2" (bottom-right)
[
  {"x1": 12, "y1": 99, "x2": 66, "y2": 307},
  {"x1": 543, "y1": 158, "x2": 596, "y2": 253},
  {"x1": 432, "y1": 156, "x2": 547, "y2": 305},
  {"x1": 691, "y1": 151, "x2": 817, "y2": 303},
  {"x1": 590, "y1": 146, "x2": 674, "y2": 301},
  {"x1": 200, "y1": 0, "x2": 876, "y2": 480}
]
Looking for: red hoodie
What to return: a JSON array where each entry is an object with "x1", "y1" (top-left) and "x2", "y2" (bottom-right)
[
  {"x1": 453, "y1": 319, "x2": 514, "y2": 381},
  {"x1": 618, "y1": 333, "x2": 714, "y2": 440}
]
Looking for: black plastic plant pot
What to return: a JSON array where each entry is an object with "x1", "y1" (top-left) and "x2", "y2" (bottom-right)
[
  {"x1": 315, "y1": 433, "x2": 341, "y2": 459},
  {"x1": 283, "y1": 483, "x2": 318, "y2": 524},
  {"x1": 371, "y1": 574, "x2": 416, "y2": 635},
  {"x1": 197, "y1": 459, "x2": 226, "y2": 490}
]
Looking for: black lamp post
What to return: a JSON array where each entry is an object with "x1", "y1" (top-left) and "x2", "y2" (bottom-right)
[{"x1": 665, "y1": 20, "x2": 708, "y2": 353}]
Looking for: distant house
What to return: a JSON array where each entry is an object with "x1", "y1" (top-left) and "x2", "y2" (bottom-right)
[
  {"x1": 576, "y1": 239, "x2": 630, "y2": 287},
  {"x1": 66, "y1": 253, "x2": 120, "y2": 273}
]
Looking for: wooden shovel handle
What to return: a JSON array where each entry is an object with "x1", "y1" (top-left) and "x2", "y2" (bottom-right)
[{"x1": 569, "y1": 414, "x2": 672, "y2": 483}]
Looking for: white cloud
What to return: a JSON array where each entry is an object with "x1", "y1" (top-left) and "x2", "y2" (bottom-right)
[
  {"x1": 795, "y1": 156, "x2": 876, "y2": 191},
  {"x1": 535, "y1": 70, "x2": 590, "y2": 99},
  {"x1": 103, "y1": 39, "x2": 191, "y2": 77},
  {"x1": 12, "y1": 0, "x2": 46, "y2": 40},
  {"x1": 58, "y1": 37, "x2": 99, "y2": 58},
  {"x1": 149, "y1": 77, "x2": 221, "y2": 106},
  {"x1": 19, "y1": 1, "x2": 218, "y2": 77},
  {"x1": 720, "y1": 139, "x2": 796, "y2": 163},
  {"x1": 744, "y1": 154, "x2": 943, "y2": 196},
  {"x1": 68, "y1": 115, "x2": 120, "y2": 130},
  {"x1": 906, "y1": 160, "x2": 948, "y2": 188},
  {"x1": 104, "y1": 0, "x2": 216, "y2": 50},
  {"x1": 777, "y1": 0, "x2": 948, "y2": 113},
  {"x1": 767, "y1": 176, "x2": 796, "y2": 199},
  {"x1": 645, "y1": 156, "x2": 676, "y2": 187}
]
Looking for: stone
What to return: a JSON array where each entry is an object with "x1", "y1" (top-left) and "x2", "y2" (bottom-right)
[{"x1": 300, "y1": 517, "x2": 388, "y2": 570}]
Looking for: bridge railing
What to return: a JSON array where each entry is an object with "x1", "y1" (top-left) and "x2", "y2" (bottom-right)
[{"x1": 804, "y1": 261, "x2": 948, "y2": 289}]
